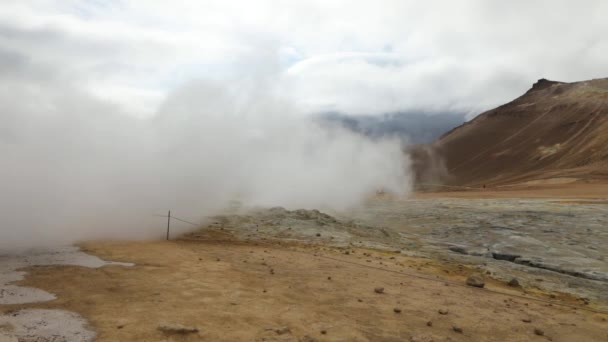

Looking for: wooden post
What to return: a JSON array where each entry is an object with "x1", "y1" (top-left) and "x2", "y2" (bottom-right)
[{"x1": 166, "y1": 210, "x2": 171, "y2": 240}]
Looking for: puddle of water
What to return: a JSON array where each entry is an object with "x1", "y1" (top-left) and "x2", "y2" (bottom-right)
[{"x1": 0, "y1": 246, "x2": 133, "y2": 341}]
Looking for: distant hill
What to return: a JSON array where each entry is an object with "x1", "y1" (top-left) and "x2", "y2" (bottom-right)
[
  {"x1": 424, "y1": 78, "x2": 608, "y2": 187},
  {"x1": 318, "y1": 111, "x2": 466, "y2": 144}
]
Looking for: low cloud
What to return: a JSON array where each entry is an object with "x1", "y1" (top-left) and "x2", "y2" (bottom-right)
[{"x1": 0, "y1": 76, "x2": 411, "y2": 250}]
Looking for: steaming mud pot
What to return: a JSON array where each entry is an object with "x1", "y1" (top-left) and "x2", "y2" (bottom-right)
[{"x1": 0, "y1": 247, "x2": 132, "y2": 341}]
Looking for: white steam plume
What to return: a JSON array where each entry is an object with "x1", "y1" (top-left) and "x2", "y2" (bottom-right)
[{"x1": 0, "y1": 77, "x2": 411, "y2": 250}]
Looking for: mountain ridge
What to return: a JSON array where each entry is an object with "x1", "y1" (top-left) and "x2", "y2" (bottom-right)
[{"x1": 418, "y1": 77, "x2": 608, "y2": 187}]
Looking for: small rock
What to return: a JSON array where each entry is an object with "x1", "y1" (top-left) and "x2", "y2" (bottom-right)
[
  {"x1": 327, "y1": 276, "x2": 332, "y2": 280},
  {"x1": 426, "y1": 321, "x2": 433, "y2": 327},
  {"x1": 374, "y1": 287, "x2": 385, "y2": 294},
  {"x1": 449, "y1": 246, "x2": 468, "y2": 254},
  {"x1": 320, "y1": 329, "x2": 327, "y2": 335},
  {"x1": 216, "y1": 258, "x2": 220, "y2": 262},
  {"x1": 158, "y1": 323, "x2": 199, "y2": 335},
  {"x1": 300, "y1": 335, "x2": 318, "y2": 342},
  {"x1": 394, "y1": 308, "x2": 402, "y2": 313},
  {"x1": 466, "y1": 274, "x2": 485, "y2": 288},
  {"x1": 522, "y1": 318, "x2": 532, "y2": 323},
  {"x1": 452, "y1": 326, "x2": 463, "y2": 333},
  {"x1": 357, "y1": 298, "x2": 363, "y2": 302},
  {"x1": 534, "y1": 328, "x2": 544, "y2": 336},
  {"x1": 316, "y1": 233, "x2": 321, "y2": 237},
  {"x1": 438, "y1": 308, "x2": 449, "y2": 315},
  {"x1": 410, "y1": 334, "x2": 435, "y2": 342},
  {"x1": 508, "y1": 278, "x2": 521, "y2": 287},
  {"x1": 275, "y1": 326, "x2": 290, "y2": 335}
]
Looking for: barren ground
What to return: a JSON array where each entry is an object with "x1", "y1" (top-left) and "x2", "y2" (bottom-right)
[
  {"x1": 4, "y1": 237, "x2": 607, "y2": 342},
  {"x1": 1, "y1": 184, "x2": 608, "y2": 341}
]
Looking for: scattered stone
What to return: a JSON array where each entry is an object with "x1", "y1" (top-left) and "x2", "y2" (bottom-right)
[
  {"x1": 316, "y1": 233, "x2": 321, "y2": 237},
  {"x1": 117, "y1": 325, "x2": 124, "y2": 329},
  {"x1": 492, "y1": 252, "x2": 521, "y2": 262},
  {"x1": 327, "y1": 276, "x2": 331, "y2": 280},
  {"x1": 320, "y1": 329, "x2": 327, "y2": 335},
  {"x1": 158, "y1": 323, "x2": 199, "y2": 335},
  {"x1": 410, "y1": 334, "x2": 435, "y2": 342},
  {"x1": 275, "y1": 326, "x2": 290, "y2": 335},
  {"x1": 426, "y1": 321, "x2": 433, "y2": 327},
  {"x1": 507, "y1": 278, "x2": 521, "y2": 287},
  {"x1": 216, "y1": 258, "x2": 220, "y2": 262},
  {"x1": 374, "y1": 287, "x2": 385, "y2": 294},
  {"x1": 449, "y1": 246, "x2": 467, "y2": 254},
  {"x1": 466, "y1": 274, "x2": 485, "y2": 288},
  {"x1": 452, "y1": 326, "x2": 463, "y2": 333},
  {"x1": 357, "y1": 299, "x2": 363, "y2": 302},
  {"x1": 270, "y1": 269, "x2": 275, "y2": 275},
  {"x1": 534, "y1": 328, "x2": 544, "y2": 336},
  {"x1": 438, "y1": 309, "x2": 449, "y2": 315},
  {"x1": 522, "y1": 318, "x2": 531, "y2": 323},
  {"x1": 393, "y1": 308, "x2": 402, "y2": 313}
]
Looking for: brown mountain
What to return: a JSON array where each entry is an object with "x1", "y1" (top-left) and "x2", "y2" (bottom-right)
[{"x1": 417, "y1": 78, "x2": 608, "y2": 187}]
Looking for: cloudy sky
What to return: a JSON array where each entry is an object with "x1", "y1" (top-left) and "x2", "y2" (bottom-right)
[
  {"x1": 1, "y1": 1, "x2": 607, "y2": 248},
  {"x1": 2, "y1": 0, "x2": 607, "y2": 118}
]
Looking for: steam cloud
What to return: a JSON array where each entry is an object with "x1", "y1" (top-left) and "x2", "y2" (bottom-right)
[{"x1": 0, "y1": 77, "x2": 412, "y2": 250}]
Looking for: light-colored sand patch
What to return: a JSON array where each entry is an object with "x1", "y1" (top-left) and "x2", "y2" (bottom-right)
[
  {"x1": 0, "y1": 309, "x2": 95, "y2": 342},
  {"x1": 518, "y1": 177, "x2": 578, "y2": 186},
  {"x1": 537, "y1": 144, "x2": 562, "y2": 159}
]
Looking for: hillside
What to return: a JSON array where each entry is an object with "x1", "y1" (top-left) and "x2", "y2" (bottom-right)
[{"x1": 426, "y1": 78, "x2": 608, "y2": 187}]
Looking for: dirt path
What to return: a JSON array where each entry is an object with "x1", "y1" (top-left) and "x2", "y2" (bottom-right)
[{"x1": 5, "y1": 232, "x2": 607, "y2": 342}]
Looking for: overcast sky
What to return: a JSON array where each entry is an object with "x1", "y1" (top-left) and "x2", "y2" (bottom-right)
[
  {"x1": 2, "y1": 0, "x2": 607, "y2": 118},
  {"x1": 2, "y1": 1, "x2": 608, "y2": 249}
]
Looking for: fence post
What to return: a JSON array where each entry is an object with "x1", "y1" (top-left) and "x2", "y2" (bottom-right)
[{"x1": 166, "y1": 210, "x2": 171, "y2": 240}]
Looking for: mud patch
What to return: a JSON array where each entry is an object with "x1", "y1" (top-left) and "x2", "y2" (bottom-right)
[
  {"x1": 0, "y1": 309, "x2": 94, "y2": 342},
  {"x1": 0, "y1": 246, "x2": 133, "y2": 305}
]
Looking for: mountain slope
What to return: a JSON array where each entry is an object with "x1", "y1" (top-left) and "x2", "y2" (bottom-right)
[{"x1": 432, "y1": 78, "x2": 608, "y2": 186}]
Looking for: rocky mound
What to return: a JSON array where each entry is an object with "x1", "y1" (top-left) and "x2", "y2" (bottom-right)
[{"x1": 186, "y1": 207, "x2": 402, "y2": 250}]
